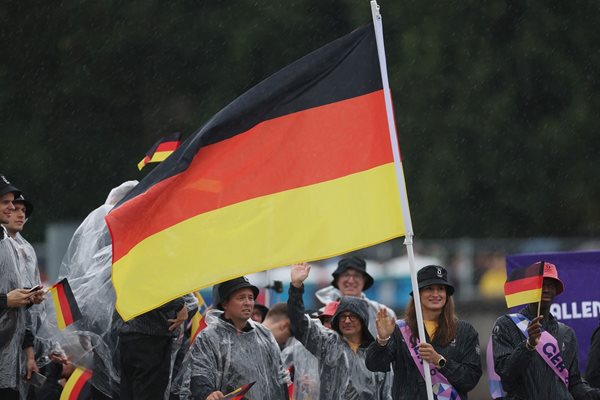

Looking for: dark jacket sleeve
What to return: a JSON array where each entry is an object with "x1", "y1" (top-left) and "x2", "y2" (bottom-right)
[
  {"x1": 564, "y1": 327, "x2": 600, "y2": 400},
  {"x1": 492, "y1": 315, "x2": 536, "y2": 386},
  {"x1": 22, "y1": 328, "x2": 34, "y2": 349},
  {"x1": 0, "y1": 293, "x2": 7, "y2": 309},
  {"x1": 365, "y1": 326, "x2": 399, "y2": 373},
  {"x1": 287, "y1": 284, "x2": 310, "y2": 342},
  {"x1": 586, "y1": 326, "x2": 600, "y2": 388},
  {"x1": 439, "y1": 321, "x2": 482, "y2": 393}
]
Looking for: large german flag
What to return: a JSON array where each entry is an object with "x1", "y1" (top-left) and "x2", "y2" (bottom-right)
[
  {"x1": 106, "y1": 24, "x2": 406, "y2": 320},
  {"x1": 504, "y1": 261, "x2": 544, "y2": 308}
]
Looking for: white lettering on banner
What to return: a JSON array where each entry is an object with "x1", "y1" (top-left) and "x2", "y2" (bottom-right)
[{"x1": 551, "y1": 301, "x2": 600, "y2": 320}]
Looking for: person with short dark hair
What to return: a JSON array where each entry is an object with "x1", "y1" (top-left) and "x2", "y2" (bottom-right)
[
  {"x1": 289, "y1": 263, "x2": 392, "y2": 399},
  {"x1": 187, "y1": 277, "x2": 289, "y2": 400},
  {"x1": 366, "y1": 265, "x2": 482, "y2": 399},
  {"x1": 492, "y1": 262, "x2": 600, "y2": 399}
]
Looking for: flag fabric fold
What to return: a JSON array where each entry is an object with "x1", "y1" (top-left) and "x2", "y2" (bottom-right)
[
  {"x1": 107, "y1": 23, "x2": 406, "y2": 320},
  {"x1": 49, "y1": 278, "x2": 83, "y2": 330},
  {"x1": 504, "y1": 261, "x2": 544, "y2": 308},
  {"x1": 137, "y1": 132, "x2": 182, "y2": 170}
]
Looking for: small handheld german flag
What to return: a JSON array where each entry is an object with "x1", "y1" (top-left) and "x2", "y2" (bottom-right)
[
  {"x1": 137, "y1": 132, "x2": 182, "y2": 171},
  {"x1": 223, "y1": 381, "x2": 255, "y2": 400},
  {"x1": 60, "y1": 367, "x2": 92, "y2": 400},
  {"x1": 504, "y1": 261, "x2": 544, "y2": 308},
  {"x1": 49, "y1": 278, "x2": 82, "y2": 330},
  {"x1": 189, "y1": 292, "x2": 208, "y2": 346}
]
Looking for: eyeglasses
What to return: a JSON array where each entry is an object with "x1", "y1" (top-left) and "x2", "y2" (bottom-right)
[
  {"x1": 339, "y1": 272, "x2": 364, "y2": 280},
  {"x1": 339, "y1": 313, "x2": 358, "y2": 322}
]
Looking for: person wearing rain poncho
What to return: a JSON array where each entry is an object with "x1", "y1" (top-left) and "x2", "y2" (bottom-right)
[
  {"x1": 0, "y1": 176, "x2": 44, "y2": 399},
  {"x1": 261, "y1": 302, "x2": 321, "y2": 400},
  {"x1": 315, "y1": 256, "x2": 395, "y2": 339},
  {"x1": 186, "y1": 276, "x2": 289, "y2": 400},
  {"x1": 288, "y1": 262, "x2": 392, "y2": 400},
  {"x1": 4, "y1": 195, "x2": 46, "y2": 343}
]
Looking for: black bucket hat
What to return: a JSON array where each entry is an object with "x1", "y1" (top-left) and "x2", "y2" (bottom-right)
[
  {"x1": 331, "y1": 297, "x2": 374, "y2": 345},
  {"x1": 0, "y1": 174, "x2": 21, "y2": 198},
  {"x1": 409, "y1": 265, "x2": 455, "y2": 296},
  {"x1": 331, "y1": 256, "x2": 374, "y2": 291},
  {"x1": 14, "y1": 195, "x2": 33, "y2": 219},
  {"x1": 212, "y1": 276, "x2": 259, "y2": 310}
]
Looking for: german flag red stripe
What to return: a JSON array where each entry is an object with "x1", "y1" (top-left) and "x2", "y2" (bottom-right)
[
  {"x1": 112, "y1": 90, "x2": 391, "y2": 262},
  {"x1": 107, "y1": 24, "x2": 407, "y2": 320},
  {"x1": 504, "y1": 275, "x2": 543, "y2": 295},
  {"x1": 154, "y1": 141, "x2": 180, "y2": 153}
]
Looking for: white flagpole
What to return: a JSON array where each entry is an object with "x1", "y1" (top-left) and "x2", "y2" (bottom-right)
[{"x1": 370, "y1": 2, "x2": 434, "y2": 400}]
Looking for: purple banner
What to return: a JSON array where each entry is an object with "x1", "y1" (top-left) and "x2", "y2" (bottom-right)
[{"x1": 506, "y1": 250, "x2": 600, "y2": 372}]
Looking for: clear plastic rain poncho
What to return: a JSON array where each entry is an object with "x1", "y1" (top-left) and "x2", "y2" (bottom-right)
[
  {"x1": 290, "y1": 287, "x2": 392, "y2": 400},
  {"x1": 282, "y1": 337, "x2": 321, "y2": 400},
  {"x1": 0, "y1": 233, "x2": 27, "y2": 390},
  {"x1": 33, "y1": 180, "x2": 139, "y2": 397},
  {"x1": 11, "y1": 233, "x2": 45, "y2": 347},
  {"x1": 315, "y1": 285, "x2": 395, "y2": 340},
  {"x1": 180, "y1": 309, "x2": 289, "y2": 400}
]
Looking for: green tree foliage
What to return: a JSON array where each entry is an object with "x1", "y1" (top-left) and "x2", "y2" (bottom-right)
[{"x1": 1, "y1": 1, "x2": 599, "y2": 241}]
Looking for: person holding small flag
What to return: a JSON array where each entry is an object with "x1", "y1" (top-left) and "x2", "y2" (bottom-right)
[
  {"x1": 365, "y1": 265, "x2": 482, "y2": 399},
  {"x1": 186, "y1": 276, "x2": 289, "y2": 400},
  {"x1": 491, "y1": 261, "x2": 600, "y2": 399}
]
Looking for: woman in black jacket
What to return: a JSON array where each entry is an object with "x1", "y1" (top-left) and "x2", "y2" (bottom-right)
[{"x1": 365, "y1": 265, "x2": 482, "y2": 399}]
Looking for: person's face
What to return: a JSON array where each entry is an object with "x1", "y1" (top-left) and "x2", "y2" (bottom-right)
[
  {"x1": 419, "y1": 284, "x2": 447, "y2": 313},
  {"x1": 222, "y1": 288, "x2": 255, "y2": 322},
  {"x1": 337, "y1": 268, "x2": 365, "y2": 297},
  {"x1": 337, "y1": 311, "x2": 362, "y2": 337},
  {"x1": 541, "y1": 278, "x2": 558, "y2": 306},
  {"x1": 251, "y1": 307, "x2": 264, "y2": 323},
  {"x1": 0, "y1": 192, "x2": 16, "y2": 225},
  {"x1": 5, "y1": 202, "x2": 26, "y2": 234}
]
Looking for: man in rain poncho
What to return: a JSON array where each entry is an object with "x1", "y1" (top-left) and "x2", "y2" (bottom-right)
[
  {"x1": 186, "y1": 276, "x2": 289, "y2": 400},
  {"x1": 288, "y1": 263, "x2": 392, "y2": 400},
  {"x1": 262, "y1": 302, "x2": 321, "y2": 399},
  {"x1": 0, "y1": 176, "x2": 43, "y2": 399}
]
